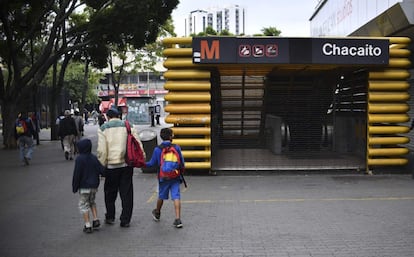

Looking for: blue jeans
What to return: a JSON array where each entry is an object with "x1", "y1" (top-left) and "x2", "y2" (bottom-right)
[{"x1": 18, "y1": 135, "x2": 34, "y2": 162}]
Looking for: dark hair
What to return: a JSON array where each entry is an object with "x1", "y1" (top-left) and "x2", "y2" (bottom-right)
[
  {"x1": 106, "y1": 108, "x2": 119, "y2": 118},
  {"x1": 160, "y1": 128, "x2": 173, "y2": 141}
]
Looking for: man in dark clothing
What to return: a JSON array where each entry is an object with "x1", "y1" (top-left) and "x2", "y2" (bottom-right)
[
  {"x1": 58, "y1": 110, "x2": 78, "y2": 160},
  {"x1": 97, "y1": 107, "x2": 144, "y2": 228}
]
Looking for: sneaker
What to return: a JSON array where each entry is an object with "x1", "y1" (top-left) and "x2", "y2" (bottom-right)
[
  {"x1": 64, "y1": 151, "x2": 69, "y2": 160},
  {"x1": 92, "y1": 220, "x2": 100, "y2": 229},
  {"x1": 152, "y1": 209, "x2": 160, "y2": 221},
  {"x1": 23, "y1": 157, "x2": 29, "y2": 165},
  {"x1": 83, "y1": 226, "x2": 92, "y2": 233},
  {"x1": 105, "y1": 218, "x2": 115, "y2": 225},
  {"x1": 173, "y1": 219, "x2": 183, "y2": 228},
  {"x1": 120, "y1": 222, "x2": 130, "y2": 228}
]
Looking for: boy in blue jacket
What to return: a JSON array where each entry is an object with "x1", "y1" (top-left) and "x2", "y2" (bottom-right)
[
  {"x1": 72, "y1": 139, "x2": 104, "y2": 233},
  {"x1": 146, "y1": 127, "x2": 185, "y2": 228}
]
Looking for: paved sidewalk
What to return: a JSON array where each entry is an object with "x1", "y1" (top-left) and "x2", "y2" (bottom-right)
[{"x1": 1, "y1": 123, "x2": 414, "y2": 257}]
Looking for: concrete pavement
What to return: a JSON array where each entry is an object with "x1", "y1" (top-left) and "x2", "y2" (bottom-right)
[{"x1": 1, "y1": 122, "x2": 414, "y2": 257}]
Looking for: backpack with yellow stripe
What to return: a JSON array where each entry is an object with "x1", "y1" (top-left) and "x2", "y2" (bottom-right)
[{"x1": 158, "y1": 144, "x2": 182, "y2": 180}]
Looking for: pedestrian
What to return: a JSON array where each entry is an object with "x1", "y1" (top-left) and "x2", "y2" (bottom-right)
[
  {"x1": 14, "y1": 112, "x2": 36, "y2": 166},
  {"x1": 145, "y1": 127, "x2": 185, "y2": 228},
  {"x1": 97, "y1": 107, "x2": 144, "y2": 227},
  {"x1": 56, "y1": 111, "x2": 65, "y2": 150},
  {"x1": 73, "y1": 109, "x2": 84, "y2": 154},
  {"x1": 58, "y1": 110, "x2": 78, "y2": 160},
  {"x1": 98, "y1": 112, "x2": 106, "y2": 126},
  {"x1": 156, "y1": 114, "x2": 160, "y2": 125},
  {"x1": 91, "y1": 109, "x2": 98, "y2": 125},
  {"x1": 72, "y1": 138, "x2": 104, "y2": 233},
  {"x1": 84, "y1": 109, "x2": 89, "y2": 124}
]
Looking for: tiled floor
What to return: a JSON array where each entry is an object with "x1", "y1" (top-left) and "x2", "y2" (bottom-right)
[{"x1": 212, "y1": 148, "x2": 365, "y2": 171}]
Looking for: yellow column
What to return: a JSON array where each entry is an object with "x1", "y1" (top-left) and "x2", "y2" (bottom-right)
[
  {"x1": 162, "y1": 37, "x2": 212, "y2": 171},
  {"x1": 367, "y1": 37, "x2": 411, "y2": 170}
]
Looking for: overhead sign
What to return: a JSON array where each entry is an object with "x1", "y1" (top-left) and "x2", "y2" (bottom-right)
[{"x1": 192, "y1": 37, "x2": 389, "y2": 65}]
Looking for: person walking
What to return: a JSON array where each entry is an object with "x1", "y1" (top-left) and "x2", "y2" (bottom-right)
[
  {"x1": 14, "y1": 112, "x2": 36, "y2": 166},
  {"x1": 145, "y1": 127, "x2": 185, "y2": 228},
  {"x1": 56, "y1": 111, "x2": 65, "y2": 150},
  {"x1": 98, "y1": 112, "x2": 106, "y2": 126},
  {"x1": 97, "y1": 107, "x2": 144, "y2": 228},
  {"x1": 73, "y1": 109, "x2": 84, "y2": 154},
  {"x1": 72, "y1": 138, "x2": 104, "y2": 233},
  {"x1": 58, "y1": 110, "x2": 78, "y2": 160}
]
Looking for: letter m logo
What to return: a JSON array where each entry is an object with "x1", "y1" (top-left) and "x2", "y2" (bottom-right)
[{"x1": 200, "y1": 40, "x2": 220, "y2": 60}]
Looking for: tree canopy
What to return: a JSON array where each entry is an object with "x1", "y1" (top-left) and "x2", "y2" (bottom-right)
[{"x1": 0, "y1": 0, "x2": 179, "y2": 148}]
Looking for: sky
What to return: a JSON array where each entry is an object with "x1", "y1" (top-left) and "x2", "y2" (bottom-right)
[{"x1": 171, "y1": 0, "x2": 320, "y2": 37}]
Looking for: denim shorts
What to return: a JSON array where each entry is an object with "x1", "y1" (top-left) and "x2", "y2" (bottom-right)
[
  {"x1": 158, "y1": 179, "x2": 181, "y2": 200},
  {"x1": 78, "y1": 188, "x2": 97, "y2": 213}
]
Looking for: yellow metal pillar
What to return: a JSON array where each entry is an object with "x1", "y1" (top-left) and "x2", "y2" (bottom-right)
[
  {"x1": 367, "y1": 37, "x2": 411, "y2": 171},
  {"x1": 162, "y1": 37, "x2": 212, "y2": 171}
]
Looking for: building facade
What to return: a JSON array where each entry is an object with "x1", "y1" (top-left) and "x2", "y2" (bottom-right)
[
  {"x1": 188, "y1": 5, "x2": 245, "y2": 35},
  {"x1": 310, "y1": 0, "x2": 414, "y2": 150}
]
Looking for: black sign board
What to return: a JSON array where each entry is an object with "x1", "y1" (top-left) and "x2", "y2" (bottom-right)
[{"x1": 192, "y1": 37, "x2": 389, "y2": 65}]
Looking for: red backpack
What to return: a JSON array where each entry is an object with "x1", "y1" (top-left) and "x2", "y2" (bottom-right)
[
  {"x1": 159, "y1": 144, "x2": 183, "y2": 180},
  {"x1": 125, "y1": 120, "x2": 145, "y2": 168},
  {"x1": 16, "y1": 118, "x2": 28, "y2": 135}
]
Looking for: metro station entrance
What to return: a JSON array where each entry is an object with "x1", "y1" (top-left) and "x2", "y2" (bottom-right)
[
  {"x1": 210, "y1": 68, "x2": 367, "y2": 171},
  {"x1": 162, "y1": 36, "x2": 411, "y2": 173}
]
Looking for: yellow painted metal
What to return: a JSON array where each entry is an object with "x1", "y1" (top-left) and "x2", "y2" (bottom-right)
[
  {"x1": 166, "y1": 114, "x2": 211, "y2": 124},
  {"x1": 182, "y1": 150, "x2": 211, "y2": 158},
  {"x1": 389, "y1": 43, "x2": 410, "y2": 49},
  {"x1": 387, "y1": 37, "x2": 411, "y2": 44},
  {"x1": 368, "y1": 70, "x2": 410, "y2": 80},
  {"x1": 368, "y1": 92, "x2": 409, "y2": 102},
  {"x1": 367, "y1": 158, "x2": 408, "y2": 166},
  {"x1": 389, "y1": 48, "x2": 411, "y2": 57},
  {"x1": 164, "y1": 58, "x2": 196, "y2": 68},
  {"x1": 367, "y1": 39, "x2": 411, "y2": 168},
  {"x1": 368, "y1": 147, "x2": 409, "y2": 156},
  {"x1": 368, "y1": 103, "x2": 409, "y2": 113},
  {"x1": 368, "y1": 125, "x2": 410, "y2": 134},
  {"x1": 368, "y1": 114, "x2": 409, "y2": 123},
  {"x1": 184, "y1": 161, "x2": 211, "y2": 169},
  {"x1": 388, "y1": 58, "x2": 411, "y2": 68},
  {"x1": 165, "y1": 103, "x2": 211, "y2": 113},
  {"x1": 172, "y1": 138, "x2": 211, "y2": 146},
  {"x1": 368, "y1": 136, "x2": 409, "y2": 145},
  {"x1": 165, "y1": 92, "x2": 211, "y2": 102},
  {"x1": 164, "y1": 70, "x2": 211, "y2": 79},
  {"x1": 164, "y1": 81, "x2": 211, "y2": 91},
  {"x1": 162, "y1": 37, "x2": 192, "y2": 45},
  {"x1": 368, "y1": 81, "x2": 409, "y2": 91},
  {"x1": 163, "y1": 48, "x2": 193, "y2": 57},
  {"x1": 172, "y1": 127, "x2": 211, "y2": 135},
  {"x1": 161, "y1": 37, "x2": 212, "y2": 171}
]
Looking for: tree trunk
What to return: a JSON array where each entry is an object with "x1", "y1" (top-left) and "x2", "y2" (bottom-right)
[
  {"x1": 2, "y1": 99, "x2": 18, "y2": 149},
  {"x1": 80, "y1": 60, "x2": 90, "y2": 113}
]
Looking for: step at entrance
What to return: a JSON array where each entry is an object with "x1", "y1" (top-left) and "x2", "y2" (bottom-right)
[{"x1": 218, "y1": 75, "x2": 265, "y2": 148}]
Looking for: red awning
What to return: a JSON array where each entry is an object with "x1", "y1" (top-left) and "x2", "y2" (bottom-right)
[{"x1": 99, "y1": 98, "x2": 127, "y2": 113}]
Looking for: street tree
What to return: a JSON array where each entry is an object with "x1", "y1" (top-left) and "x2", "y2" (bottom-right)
[
  {"x1": 254, "y1": 26, "x2": 282, "y2": 36},
  {"x1": 0, "y1": 0, "x2": 179, "y2": 148}
]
